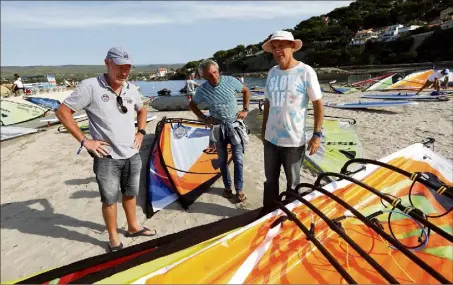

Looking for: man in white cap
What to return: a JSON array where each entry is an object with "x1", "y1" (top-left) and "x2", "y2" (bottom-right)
[
  {"x1": 415, "y1": 68, "x2": 450, "y2": 95},
  {"x1": 260, "y1": 30, "x2": 324, "y2": 212},
  {"x1": 56, "y1": 47, "x2": 156, "y2": 252}
]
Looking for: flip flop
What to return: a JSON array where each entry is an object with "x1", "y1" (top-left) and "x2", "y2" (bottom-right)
[
  {"x1": 108, "y1": 242, "x2": 123, "y2": 252},
  {"x1": 236, "y1": 192, "x2": 247, "y2": 202},
  {"x1": 124, "y1": 227, "x2": 157, "y2": 238},
  {"x1": 223, "y1": 188, "x2": 234, "y2": 199}
]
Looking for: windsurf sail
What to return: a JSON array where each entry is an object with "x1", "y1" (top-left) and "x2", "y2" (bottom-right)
[
  {"x1": 365, "y1": 73, "x2": 404, "y2": 91},
  {"x1": 0, "y1": 99, "x2": 49, "y2": 126},
  {"x1": 385, "y1": 69, "x2": 434, "y2": 91},
  {"x1": 146, "y1": 117, "x2": 232, "y2": 217},
  {"x1": 304, "y1": 116, "x2": 363, "y2": 178},
  {"x1": 11, "y1": 140, "x2": 452, "y2": 284},
  {"x1": 330, "y1": 84, "x2": 360, "y2": 94},
  {"x1": 254, "y1": 112, "x2": 363, "y2": 177},
  {"x1": 24, "y1": 97, "x2": 61, "y2": 110},
  {"x1": 349, "y1": 73, "x2": 394, "y2": 88}
]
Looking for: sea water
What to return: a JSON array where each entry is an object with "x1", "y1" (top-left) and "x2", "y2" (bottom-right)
[{"x1": 133, "y1": 77, "x2": 267, "y2": 97}]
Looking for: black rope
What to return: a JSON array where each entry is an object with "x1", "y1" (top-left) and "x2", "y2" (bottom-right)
[
  {"x1": 340, "y1": 158, "x2": 453, "y2": 200},
  {"x1": 272, "y1": 201, "x2": 357, "y2": 284},
  {"x1": 290, "y1": 184, "x2": 451, "y2": 284},
  {"x1": 314, "y1": 172, "x2": 453, "y2": 243},
  {"x1": 278, "y1": 192, "x2": 399, "y2": 284},
  {"x1": 407, "y1": 173, "x2": 453, "y2": 218}
]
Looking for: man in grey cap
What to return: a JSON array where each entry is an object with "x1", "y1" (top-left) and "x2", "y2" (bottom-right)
[{"x1": 56, "y1": 47, "x2": 156, "y2": 252}]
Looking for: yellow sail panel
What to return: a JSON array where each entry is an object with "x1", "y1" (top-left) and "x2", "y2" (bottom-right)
[{"x1": 385, "y1": 69, "x2": 434, "y2": 90}]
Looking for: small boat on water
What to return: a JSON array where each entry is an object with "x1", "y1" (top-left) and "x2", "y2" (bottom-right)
[{"x1": 157, "y1": 88, "x2": 172, "y2": 96}]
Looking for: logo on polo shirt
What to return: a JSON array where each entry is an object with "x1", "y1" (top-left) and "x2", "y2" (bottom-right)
[
  {"x1": 101, "y1": 94, "x2": 110, "y2": 102},
  {"x1": 124, "y1": 97, "x2": 133, "y2": 104}
]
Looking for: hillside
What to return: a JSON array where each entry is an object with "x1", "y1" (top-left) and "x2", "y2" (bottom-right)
[
  {"x1": 173, "y1": 0, "x2": 452, "y2": 77},
  {"x1": 0, "y1": 64, "x2": 184, "y2": 82}
]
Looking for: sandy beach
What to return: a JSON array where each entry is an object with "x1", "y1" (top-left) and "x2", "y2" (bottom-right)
[{"x1": 1, "y1": 89, "x2": 452, "y2": 282}]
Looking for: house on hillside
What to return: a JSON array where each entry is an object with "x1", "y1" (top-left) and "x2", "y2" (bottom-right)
[
  {"x1": 398, "y1": 25, "x2": 422, "y2": 36},
  {"x1": 379, "y1": 24, "x2": 403, "y2": 42},
  {"x1": 441, "y1": 19, "x2": 453, "y2": 30},
  {"x1": 440, "y1": 7, "x2": 453, "y2": 20},
  {"x1": 156, "y1": 68, "x2": 168, "y2": 77},
  {"x1": 350, "y1": 29, "x2": 378, "y2": 45}
]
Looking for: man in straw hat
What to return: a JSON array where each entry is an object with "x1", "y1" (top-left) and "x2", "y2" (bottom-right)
[{"x1": 260, "y1": 30, "x2": 325, "y2": 212}]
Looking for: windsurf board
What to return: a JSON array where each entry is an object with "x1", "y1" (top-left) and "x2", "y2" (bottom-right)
[{"x1": 324, "y1": 100, "x2": 419, "y2": 109}]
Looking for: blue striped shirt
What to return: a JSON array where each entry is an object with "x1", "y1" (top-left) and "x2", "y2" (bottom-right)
[{"x1": 192, "y1": 76, "x2": 243, "y2": 122}]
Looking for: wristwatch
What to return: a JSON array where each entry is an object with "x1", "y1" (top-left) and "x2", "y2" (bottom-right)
[
  {"x1": 313, "y1": 131, "x2": 322, "y2": 138},
  {"x1": 242, "y1": 108, "x2": 249, "y2": 112},
  {"x1": 138, "y1": 129, "x2": 146, "y2": 135}
]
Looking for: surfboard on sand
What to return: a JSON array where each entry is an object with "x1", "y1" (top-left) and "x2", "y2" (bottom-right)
[
  {"x1": 361, "y1": 94, "x2": 449, "y2": 101},
  {"x1": 324, "y1": 100, "x2": 419, "y2": 109},
  {"x1": 40, "y1": 113, "x2": 88, "y2": 123},
  {"x1": 1, "y1": 126, "x2": 41, "y2": 141}
]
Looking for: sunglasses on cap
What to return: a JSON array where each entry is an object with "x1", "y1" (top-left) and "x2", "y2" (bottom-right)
[{"x1": 116, "y1": 96, "x2": 128, "y2": 113}]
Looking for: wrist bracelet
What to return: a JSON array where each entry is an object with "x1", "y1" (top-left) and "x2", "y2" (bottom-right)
[{"x1": 77, "y1": 137, "x2": 87, "y2": 155}]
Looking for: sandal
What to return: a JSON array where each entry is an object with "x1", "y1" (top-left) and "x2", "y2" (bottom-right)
[
  {"x1": 108, "y1": 242, "x2": 123, "y2": 252},
  {"x1": 124, "y1": 227, "x2": 157, "y2": 238},
  {"x1": 236, "y1": 192, "x2": 247, "y2": 202},
  {"x1": 223, "y1": 188, "x2": 234, "y2": 198}
]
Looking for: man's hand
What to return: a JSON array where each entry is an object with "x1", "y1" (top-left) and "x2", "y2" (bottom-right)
[
  {"x1": 205, "y1": 116, "x2": 217, "y2": 128},
  {"x1": 83, "y1": 139, "x2": 110, "y2": 157},
  {"x1": 237, "y1": 111, "x2": 248, "y2": 120},
  {"x1": 134, "y1": 133, "x2": 144, "y2": 150},
  {"x1": 307, "y1": 136, "x2": 321, "y2": 156}
]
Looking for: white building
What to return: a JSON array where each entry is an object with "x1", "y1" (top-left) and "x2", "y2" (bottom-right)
[
  {"x1": 440, "y1": 7, "x2": 453, "y2": 20},
  {"x1": 379, "y1": 24, "x2": 403, "y2": 42},
  {"x1": 441, "y1": 19, "x2": 453, "y2": 30},
  {"x1": 350, "y1": 29, "x2": 378, "y2": 45},
  {"x1": 398, "y1": 25, "x2": 422, "y2": 35},
  {"x1": 156, "y1": 68, "x2": 168, "y2": 77}
]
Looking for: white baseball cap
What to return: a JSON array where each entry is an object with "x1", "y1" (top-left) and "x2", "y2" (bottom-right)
[{"x1": 262, "y1": 30, "x2": 303, "y2": 53}]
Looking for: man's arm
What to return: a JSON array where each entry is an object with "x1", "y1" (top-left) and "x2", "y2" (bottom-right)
[
  {"x1": 189, "y1": 100, "x2": 206, "y2": 122},
  {"x1": 261, "y1": 99, "x2": 270, "y2": 143},
  {"x1": 57, "y1": 83, "x2": 109, "y2": 157},
  {"x1": 136, "y1": 105, "x2": 147, "y2": 131},
  {"x1": 56, "y1": 104, "x2": 85, "y2": 143},
  {"x1": 312, "y1": 99, "x2": 324, "y2": 133},
  {"x1": 241, "y1": 85, "x2": 251, "y2": 110}
]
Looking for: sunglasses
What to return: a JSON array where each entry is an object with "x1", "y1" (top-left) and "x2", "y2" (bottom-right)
[{"x1": 116, "y1": 96, "x2": 128, "y2": 113}]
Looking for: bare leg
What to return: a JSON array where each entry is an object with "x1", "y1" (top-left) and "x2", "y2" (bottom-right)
[
  {"x1": 416, "y1": 81, "x2": 430, "y2": 95},
  {"x1": 122, "y1": 195, "x2": 155, "y2": 235},
  {"x1": 102, "y1": 203, "x2": 120, "y2": 247},
  {"x1": 434, "y1": 80, "x2": 440, "y2": 92}
]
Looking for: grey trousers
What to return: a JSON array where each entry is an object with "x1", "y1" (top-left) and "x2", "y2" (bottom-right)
[{"x1": 263, "y1": 140, "x2": 305, "y2": 209}]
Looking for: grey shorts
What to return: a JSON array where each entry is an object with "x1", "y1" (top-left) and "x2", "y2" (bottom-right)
[{"x1": 93, "y1": 153, "x2": 142, "y2": 205}]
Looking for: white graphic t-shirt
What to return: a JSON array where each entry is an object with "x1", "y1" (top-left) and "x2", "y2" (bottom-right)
[{"x1": 264, "y1": 62, "x2": 323, "y2": 147}]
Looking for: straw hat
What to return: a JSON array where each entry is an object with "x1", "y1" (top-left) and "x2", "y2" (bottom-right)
[{"x1": 262, "y1": 30, "x2": 303, "y2": 53}]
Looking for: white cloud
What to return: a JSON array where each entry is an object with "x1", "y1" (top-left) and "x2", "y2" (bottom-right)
[{"x1": 1, "y1": 1, "x2": 352, "y2": 29}]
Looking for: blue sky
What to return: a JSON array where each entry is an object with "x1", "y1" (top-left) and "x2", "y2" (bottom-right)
[{"x1": 1, "y1": 1, "x2": 352, "y2": 66}]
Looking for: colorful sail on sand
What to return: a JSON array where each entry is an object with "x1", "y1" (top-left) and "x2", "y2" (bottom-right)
[
  {"x1": 304, "y1": 115, "x2": 364, "y2": 178},
  {"x1": 365, "y1": 73, "x2": 405, "y2": 91},
  {"x1": 384, "y1": 69, "x2": 434, "y2": 91},
  {"x1": 146, "y1": 117, "x2": 232, "y2": 217},
  {"x1": 10, "y1": 139, "x2": 452, "y2": 284}
]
